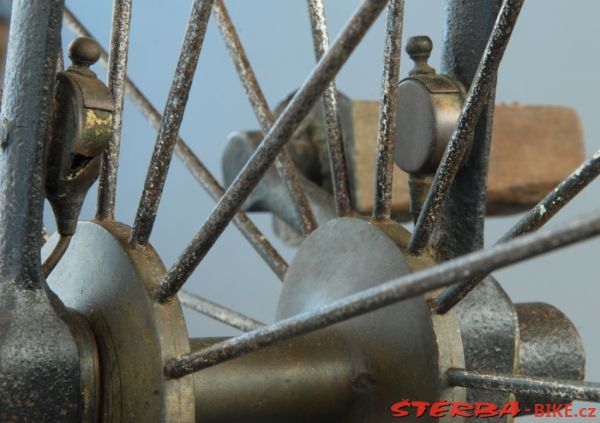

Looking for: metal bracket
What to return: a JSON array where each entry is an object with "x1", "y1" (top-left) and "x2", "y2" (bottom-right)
[{"x1": 45, "y1": 37, "x2": 113, "y2": 236}]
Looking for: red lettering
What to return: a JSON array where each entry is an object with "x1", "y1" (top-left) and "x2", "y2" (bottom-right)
[
  {"x1": 450, "y1": 402, "x2": 474, "y2": 417},
  {"x1": 390, "y1": 399, "x2": 411, "y2": 417},
  {"x1": 412, "y1": 401, "x2": 430, "y2": 417},
  {"x1": 534, "y1": 404, "x2": 546, "y2": 417},
  {"x1": 474, "y1": 402, "x2": 499, "y2": 418},
  {"x1": 564, "y1": 403, "x2": 573, "y2": 417},
  {"x1": 430, "y1": 400, "x2": 450, "y2": 418},
  {"x1": 498, "y1": 400, "x2": 520, "y2": 417},
  {"x1": 552, "y1": 404, "x2": 565, "y2": 417}
]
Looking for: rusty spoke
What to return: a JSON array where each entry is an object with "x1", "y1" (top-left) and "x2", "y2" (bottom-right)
[
  {"x1": 213, "y1": 0, "x2": 317, "y2": 235},
  {"x1": 372, "y1": 0, "x2": 404, "y2": 220},
  {"x1": 179, "y1": 290, "x2": 264, "y2": 332},
  {"x1": 64, "y1": 7, "x2": 289, "y2": 280},
  {"x1": 448, "y1": 369, "x2": 600, "y2": 403},
  {"x1": 129, "y1": 0, "x2": 214, "y2": 245},
  {"x1": 408, "y1": 0, "x2": 524, "y2": 254},
  {"x1": 96, "y1": 0, "x2": 133, "y2": 221},
  {"x1": 154, "y1": 0, "x2": 390, "y2": 303},
  {"x1": 435, "y1": 148, "x2": 600, "y2": 313},
  {"x1": 164, "y1": 210, "x2": 600, "y2": 378},
  {"x1": 307, "y1": 0, "x2": 353, "y2": 217}
]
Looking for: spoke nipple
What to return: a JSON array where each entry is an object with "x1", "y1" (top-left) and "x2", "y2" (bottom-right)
[
  {"x1": 406, "y1": 35, "x2": 435, "y2": 75},
  {"x1": 68, "y1": 37, "x2": 101, "y2": 68}
]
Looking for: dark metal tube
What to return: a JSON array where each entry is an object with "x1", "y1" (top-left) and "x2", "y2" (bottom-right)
[
  {"x1": 96, "y1": 0, "x2": 132, "y2": 221},
  {"x1": 213, "y1": 0, "x2": 317, "y2": 235},
  {"x1": 372, "y1": 0, "x2": 404, "y2": 220},
  {"x1": 0, "y1": 0, "x2": 64, "y2": 286},
  {"x1": 165, "y1": 210, "x2": 600, "y2": 378},
  {"x1": 307, "y1": 0, "x2": 353, "y2": 217},
  {"x1": 63, "y1": 8, "x2": 289, "y2": 280},
  {"x1": 130, "y1": 0, "x2": 214, "y2": 245},
  {"x1": 156, "y1": 0, "x2": 390, "y2": 302},
  {"x1": 447, "y1": 369, "x2": 600, "y2": 403},
  {"x1": 435, "y1": 149, "x2": 600, "y2": 313},
  {"x1": 409, "y1": 0, "x2": 524, "y2": 255}
]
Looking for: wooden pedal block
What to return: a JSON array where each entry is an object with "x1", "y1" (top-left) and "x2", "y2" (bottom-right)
[{"x1": 348, "y1": 102, "x2": 585, "y2": 219}]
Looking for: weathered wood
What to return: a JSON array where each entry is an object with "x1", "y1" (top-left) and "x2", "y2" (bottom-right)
[{"x1": 349, "y1": 102, "x2": 584, "y2": 219}]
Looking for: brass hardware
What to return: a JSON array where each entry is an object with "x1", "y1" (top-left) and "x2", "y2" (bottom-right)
[
  {"x1": 45, "y1": 37, "x2": 114, "y2": 236},
  {"x1": 394, "y1": 35, "x2": 468, "y2": 176}
]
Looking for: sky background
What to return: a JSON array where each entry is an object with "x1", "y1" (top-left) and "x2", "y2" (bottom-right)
[{"x1": 51, "y1": 1, "x2": 600, "y2": 419}]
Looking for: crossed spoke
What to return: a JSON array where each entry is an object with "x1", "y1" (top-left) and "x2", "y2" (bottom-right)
[
  {"x1": 154, "y1": 0, "x2": 390, "y2": 303},
  {"x1": 409, "y1": 0, "x2": 525, "y2": 254},
  {"x1": 64, "y1": 6, "x2": 289, "y2": 281},
  {"x1": 165, "y1": 211, "x2": 600, "y2": 378}
]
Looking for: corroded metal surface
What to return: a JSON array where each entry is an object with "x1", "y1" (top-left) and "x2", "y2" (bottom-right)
[
  {"x1": 156, "y1": 0, "x2": 390, "y2": 302},
  {"x1": 448, "y1": 370, "x2": 600, "y2": 403},
  {"x1": 222, "y1": 131, "x2": 336, "y2": 236},
  {"x1": 307, "y1": 0, "x2": 353, "y2": 217},
  {"x1": 130, "y1": 0, "x2": 214, "y2": 246},
  {"x1": 515, "y1": 303, "x2": 585, "y2": 410},
  {"x1": 96, "y1": 0, "x2": 133, "y2": 221},
  {"x1": 372, "y1": 0, "x2": 404, "y2": 220},
  {"x1": 164, "y1": 211, "x2": 600, "y2": 378},
  {"x1": 178, "y1": 289, "x2": 264, "y2": 332},
  {"x1": 45, "y1": 37, "x2": 114, "y2": 236},
  {"x1": 213, "y1": 0, "x2": 318, "y2": 235},
  {"x1": 0, "y1": 1, "x2": 89, "y2": 421},
  {"x1": 213, "y1": 0, "x2": 317, "y2": 234},
  {"x1": 272, "y1": 98, "x2": 584, "y2": 227},
  {"x1": 409, "y1": 0, "x2": 525, "y2": 255},
  {"x1": 63, "y1": 7, "x2": 289, "y2": 281},
  {"x1": 453, "y1": 276, "x2": 517, "y2": 423},
  {"x1": 1, "y1": 1, "x2": 598, "y2": 421},
  {"x1": 436, "y1": 144, "x2": 594, "y2": 314},
  {"x1": 44, "y1": 221, "x2": 195, "y2": 421},
  {"x1": 276, "y1": 218, "x2": 464, "y2": 422}
]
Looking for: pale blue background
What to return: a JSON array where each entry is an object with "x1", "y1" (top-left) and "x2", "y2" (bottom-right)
[{"x1": 52, "y1": 1, "x2": 600, "y2": 419}]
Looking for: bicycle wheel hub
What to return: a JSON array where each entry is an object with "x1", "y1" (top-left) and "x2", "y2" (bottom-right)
[{"x1": 42, "y1": 219, "x2": 585, "y2": 422}]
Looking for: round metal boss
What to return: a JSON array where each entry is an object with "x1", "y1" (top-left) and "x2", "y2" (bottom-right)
[
  {"x1": 277, "y1": 217, "x2": 466, "y2": 422},
  {"x1": 43, "y1": 221, "x2": 195, "y2": 422},
  {"x1": 395, "y1": 36, "x2": 466, "y2": 175}
]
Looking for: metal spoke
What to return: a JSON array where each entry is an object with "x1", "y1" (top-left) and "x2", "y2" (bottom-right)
[
  {"x1": 213, "y1": 0, "x2": 317, "y2": 235},
  {"x1": 64, "y1": 8, "x2": 288, "y2": 280},
  {"x1": 164, "y1": 210, "x2": 600, "y2": 378},
  {"x1": 96, "y1": 0, "x2": 132, "y2": 221},
  {"x1": 130, "y1": 0, "x2": 214, "y2": 245},
  {"x1": 179, "y1": 290, "x2": 264, "y2": 332},
  {"x1": 372, "y1": 0, "x2": 404, "y2": 220},
  {"x1": 448, "y1": 369, "x2": 600, "y2": 403},
  {"x1": 307, "y1": 0, "x2": 353, "y2": 217},
  {"x1": 436, "y1": 148, "x2": 600, "y2": 313},
  {"x1": 408, "y1": 0, "x2": 524, "y2": 254},
  {"x1": 155, "y1": 0, "x2": 390, "y2": 303}
]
